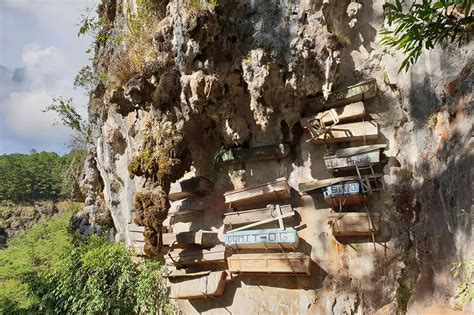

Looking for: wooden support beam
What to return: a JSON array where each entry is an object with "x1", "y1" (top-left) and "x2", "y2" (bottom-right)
[
  {"x1": 224, "y1": 178, "x2": 291, "y2": 209},
  {"x1": 169, "y1": 176, "x2": 214, "y2": 201},
  {"x1": 227, "y1": 253, "x2": 311, "y2": 274},
  {"x1": 309, "y1": 79, "x2": 377, "y2": 110},
  {"x1": 220, "y1": 144, "x2": 290, "y2": 163},
  {"x1": 162, "y1": 230, "x2": 219, "y2": 247},
  {"x1": 310, "y1": 121, "x2": 378, "y2": 144},
  {"x1": 169, "y1": 271, "x2": 226, "y2": 299},
  {"x1": 301, "y1": 102, "x2": 366, "y2": 127},
  {"x1": 165, "y1": 245, "x2": 226, "y2": 267},
  {"x1": 324, "y1": 144, "x2": 387, "y2": 170},
  {"x1": 328, "y1": 212, "x2": 382, "y2": 236},
  {"x1": 223, "y1": 204, "x2": 294, "y2": 226},
  {"x1": 224, "y1": 228, "x2": 298, "y2": 249}
]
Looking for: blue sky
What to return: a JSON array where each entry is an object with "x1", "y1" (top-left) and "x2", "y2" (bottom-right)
[{"x1": 0, "y1": 0, "x2": 93, "y2": 154}]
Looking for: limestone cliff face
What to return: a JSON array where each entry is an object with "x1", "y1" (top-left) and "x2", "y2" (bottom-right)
[{"x1": 78, "y1": 0, "x2": 473, "y2": 313}]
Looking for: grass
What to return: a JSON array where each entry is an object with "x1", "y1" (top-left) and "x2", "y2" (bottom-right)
[{"x1": 0, "y1": 202, "x2": 81, "y2": 311}]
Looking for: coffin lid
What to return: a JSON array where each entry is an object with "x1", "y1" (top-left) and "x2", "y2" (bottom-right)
[
  {"x1": 299, "y1": 176, "x2": 360, "y2": 193},
  {"x1": 326, "y1": 144, "x2": 387, "y2": 159}
]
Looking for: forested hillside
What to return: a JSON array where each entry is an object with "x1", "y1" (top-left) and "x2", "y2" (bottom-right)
[{"x1": 0, "y1": 150, "x2": 85, "y2": 201}]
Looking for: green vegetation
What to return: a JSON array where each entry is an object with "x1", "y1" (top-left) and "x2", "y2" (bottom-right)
[
  {"x1": 452, "y1": 259, "x2": 474, "y2": 307},
  {"x1": 0, "y1": 203, "x2": 81, "y2": 311},
  {"x1": 381, "y1": 0, "x2": 473, "y2": 72},
  {"x1": 0, "y1": 202, "x2": 172, "y2": 314},
  {"x1": 0, "y1": 150, "x2": 85, "y2": 201}
]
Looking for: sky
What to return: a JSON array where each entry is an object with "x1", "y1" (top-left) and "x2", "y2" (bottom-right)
[{"x1": 0, "y1": 0, "x2": 93, "y2": 154}]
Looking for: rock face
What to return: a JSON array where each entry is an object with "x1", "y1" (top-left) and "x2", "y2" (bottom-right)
[{"x1": 80, "y1": 0, "x2": 473, "y2": 313}]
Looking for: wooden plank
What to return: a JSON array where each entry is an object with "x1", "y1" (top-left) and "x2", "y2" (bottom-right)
[
  {"x1": 299, "y1": 176, "x2": 359, "y2": 193},
  {"x1": 310, "y1": 79, "x2": 377, "y2": 110},
  {"x1": 169, "y1": 176, "x2": 213, "y2": 201},
  {"x1": 127, "y1": 223, "x2": 144, "y2": 233},
  {"x1": 162, "y1": 230, "x2": 219, "y2": 247},
  {"x1": 129, "y1": 231, "x2": 145, "y2": 243},
  {"x1": 224, "y1": 178, "x2": 291, "y2": 208},
  {"x1": 324, "y1": 144, "x2": 387, "y2": 170},
  {"x1": 223, "y1": 204, "x2": 294, "y2": 226},
  {"x1": 301, "y1": 102, "x2": 365, "y2": 127},
  {"x1": 311, "y1": 121, "x2": 378, "y2": 143},
  {"x1": 165, "y1": 245, "x2": 226, "y2": 266},
  {"x1": 220, "y1": 144, "x2": 290, "y2": 163},
  {"x1": 328, "y1": 212, "x2": 381, "y2": 236},
  {"x1": 224, "y1": 228, "x2": 298, "y2": 249},
  {"x1": 228, "y1": 253, "x2": 311, "y2": 274},
  {"x1": 167, "y1": 270, "x2": 211, "y2": 278},
  {"x1": 169, "y1": 271, "x2": 226, "y2": 299},
  {"x1": 226, "y1": 211, "x2": 295, "y2": 233},
  {"x1": 169, "y1": 197, "x2": 207, "y2": 213}
]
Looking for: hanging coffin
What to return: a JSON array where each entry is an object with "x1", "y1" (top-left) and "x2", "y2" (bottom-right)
[
  {"x1": 321, "y1": 180, "x2": 367, "y2": 207},
  {"x1": 324, "y1": 144, "x2": 387, "y2": 170},
  {"x1": 328, "y1": 212, "x2": 382, "y2": 236},
  {"x1": 310, "y1": 121, "x2": 379, "y2": 144},
  {"x1": 224, "y1": 228, "x2": 298, "y2": 249},
  {"x1": 227, "y1": 253, "x2": 311, "y2": 274}
]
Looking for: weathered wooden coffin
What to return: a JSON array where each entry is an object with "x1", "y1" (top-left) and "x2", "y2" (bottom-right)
[
  {"x1": 169, "y1": 271, "x2": 226, "y2": 299},
  {"x1": 328, "y1": 212, "x2": 381, "y2": 236},
  {"x1": 223, "y1": 204, "x2": 294, "y2": 226},
  {"x1": 310, "y1": 121, "x2": 378, "y2": 143},
  {"x1": 228, "y1": 253, "x2": 311, "y2": 274},
  {"x1": 224, "y1": 228, "x2": 298, "y2": 249},
  {"x1": 169, "y1": 197, "x2": 208, "y2": 213},
  {"x1": 162, "y1": 230, "x2": 219, "y2": 247},
  {"x1": 322, "y1": 180, "x2": 367, "y2": 206},
  {"x1": 224, "y1": 178, "x2": 291, "y2": 208},
  {"x1": 301, "y1": 102, "x2": 366, "y2": 127},
  {"x1": 165, "y1": 245, "x2": 226, "y2": 266},
  {"x1": 299, "y1": 176, "x2": 359, "y2": 194},
  {"x1": 324, "y1": 144, "x2": 387, "y2": 170},
  {"x1": 127, "y1": 224, "x2": 145, "y2": 255},
  {"x1": 169, "y1": 176, "x2": 214, "y2": 201},
  {"x1": 310, "y1": 79, "x2": 377, "y2": 110},
  {"x1": 220, "y1": 144, "x2": 290, "y2": 163}
]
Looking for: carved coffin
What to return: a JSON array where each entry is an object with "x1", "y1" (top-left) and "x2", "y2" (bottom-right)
[
  {"x1": 224, "y1": 228, "x2": 298, "y2": 249},
  {"x1": 162, "y1": 230, "x2": 219, "y2": 247},
  {"x1": 310, "y1": 79, "x2": 377, "y2": 110},
  {"x1": 310, "y1": 121, "x2": 378, "y2": 143},
  {"x1": 165, "y1": 245, "x2": 226, "y2": 267},
  {"x1": 169, "y1": 176, "x2": 214, "y2": 201},
  {"x1": 328, "y1": 212, "x2": 381, "y2": 236},
  {"x1": 227, "y1": 253, "x2": 311, "y2": 274},
  {"x1": 322, "y1": 180, "x2": 367, "y2": 206},
  {"x1": 220, "y1": 144, "x2": 290, "y2": 163},
  {"x1": 224, "y1": 178, "x2": 291, "y2": 209},
  {"x1": 324, "y1": 144, "x2": 387, "y2": 170},
  {"x1": 301, "y1": 102, "x2": 366, "y2": 127},
  {"x1": 223, "y1": 204, "x2": 295, "y2": 226},
  {"x1": 299, "y1": 176, "x2": 359, "y2": 194},
  {"x1": 169, "y1": 271, "x2": 226, "y2": 299}
]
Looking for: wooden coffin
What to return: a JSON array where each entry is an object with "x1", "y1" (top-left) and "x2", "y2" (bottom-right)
[
  {"x1": 310, "y1": 79, "x2": 377, "y2": 110},
  {"x1": 224, "y1": 178, "x2": 291, "y2": 208},
  {"x1": 324, "y1": 144, "x2": 387, "y2": 170},
  {"x1": 311, "y1": 121, "x2": 378, "y2": 143},
  {"x1": 220, "y1": 144, "x2": 290, "y2": 163},
  {"x1": 328, "y1": 212, "x2": 381, "y2": 236},
  {"x1": 224, "y1": 228, "x2": 298, "y2": 249},
  {"x1": 162, "y1": 230, "x2": 219, "y2": 247},
  {"x1": 169, "y1": 271, "x2": 226, "y2": 299},
  {"x1": 169, "y1": 197, "x2": 208, "y2": 213},
  {"x1": 322, "y1": 180, "x2": 367, "y2": 206},
  {"x1": 223, "y1": 204, "x2": 294, "y2": 226},
  {"x1": 165, "y1": 245, "x2": 226, "y2": 266},
  {"x1": 127, "y1": 224, "x2": 145, "y2": 255},
  {"x1": 169, "y1": 176, "x2": 213, "y2": 201},
  {"x1": 228, "y1": 253, "x2": 311, "y2": 274},
  {"x1": 301, "y1": 102, "x2": 366, "y2": 127},
  {"x1": 299, "y1": 176, "x2": 359, "y2": 194}
]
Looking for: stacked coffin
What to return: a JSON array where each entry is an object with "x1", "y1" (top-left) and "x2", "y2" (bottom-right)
[
  {"x1": 223, "y1": 178, "x2": 311, "y2": 275},
  {"x1": 164, "y1": 176, "x2": 228, "y2": 299},
  {"x1": 300, "y1": 79, "x2": 386, "y2": 242}
]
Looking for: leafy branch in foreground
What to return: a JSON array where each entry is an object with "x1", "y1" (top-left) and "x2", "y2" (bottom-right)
[
  {"x1": 451, "y1": 259, "x2": 474, "y2": 306},
  {"x1": 43, "y1": 97, "x2": 87, "y2": 136},
  {"x1": 380, "y1": 0, "x2": 474, "y2": 72}
]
